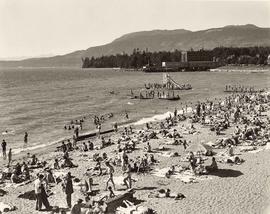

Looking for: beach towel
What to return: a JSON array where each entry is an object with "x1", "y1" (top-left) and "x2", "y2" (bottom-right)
[
  {"x1": 156, "y1": 151, "x2": 179, "y2": 157},
  {"x1": 151, "y1": 168, "x2": 212, "y2": 183}
]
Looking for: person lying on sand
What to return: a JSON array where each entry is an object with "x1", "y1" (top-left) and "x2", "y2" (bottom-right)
[{"x1": 148, "y1": 189, "x2": 186, "y2": 200}]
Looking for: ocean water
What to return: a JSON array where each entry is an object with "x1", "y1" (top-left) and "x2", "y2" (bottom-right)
[{"x1": 0, "y1": 67, "x2": 269, "y2": 153}]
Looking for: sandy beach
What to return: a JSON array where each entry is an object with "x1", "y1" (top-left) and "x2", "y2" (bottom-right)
[{"x1": 0, "y1": 89, "x2": 269, "y2": 214}]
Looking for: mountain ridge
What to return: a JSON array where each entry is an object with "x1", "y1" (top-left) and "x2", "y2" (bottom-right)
[{"x1": 1, "y1": 24, "x2": 270, "y2": 68}]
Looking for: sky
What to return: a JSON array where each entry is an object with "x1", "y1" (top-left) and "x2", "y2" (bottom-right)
[{"x1": 0, "y1": 0, "x2": 269, "y2": 60}]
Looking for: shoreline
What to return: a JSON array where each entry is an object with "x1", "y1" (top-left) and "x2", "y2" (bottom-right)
[
  {"x1": 2, "y1": 88, "x2": 266, "y2": 164},
  {"x1": 0, "y1": 94, "x2": 214, "y2": 164},
  {"x1": 0, "y1": 89, "x2": 269, "y2": 213}
]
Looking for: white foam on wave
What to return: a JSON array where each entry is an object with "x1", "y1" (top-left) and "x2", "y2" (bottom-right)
[
  {"x1": 1, "y1": 129, "x2": 15, "y2": 136},
  {"x1": 133, "y1": 111, "x2": 173, "y2": 125},
  {"x1": 12, "y1": 136, "x2": 68, "y2": 155},
  {"x1": 133, "y1": 106, "x2": 194, "y2": 126}
]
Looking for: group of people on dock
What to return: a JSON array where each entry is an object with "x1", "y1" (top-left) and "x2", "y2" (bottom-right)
[
  {"x1": 131, "y1": 89, "x2": 180, "y2": 100},
  {"x1": 145, "y1": 82, "x2": 192, "y2": 90}
]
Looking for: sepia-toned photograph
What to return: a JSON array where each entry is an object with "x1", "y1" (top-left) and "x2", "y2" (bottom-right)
[{"x1": 0, "y1": 0, "x2": 270, "y2": 213}]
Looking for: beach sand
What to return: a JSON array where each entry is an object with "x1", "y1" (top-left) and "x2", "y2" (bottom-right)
[{"x1": 0, "y1": 98, "x2": 270, "y2": 214}]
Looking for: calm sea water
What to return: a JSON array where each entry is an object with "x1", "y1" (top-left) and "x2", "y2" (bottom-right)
[{"x1": 0, "y1": 67, "x2": 269, "y2": 153}]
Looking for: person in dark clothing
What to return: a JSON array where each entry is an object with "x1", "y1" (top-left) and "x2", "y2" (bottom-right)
[
  {"x1": 74, "y1": 127, "x2": 79, "y2": 139},
  {"x1": 196, "y1": 103, "x2": 201, "y2": 117},
  {"x1": 40, "y1": 183, "x2": 50, "y2": 210},
  {"x1": 63, "y1": 172, "x2": 74, "y2": 208},
  {"x1": 24, "y1": 132, "x2": 28, "y2": 144},
  {"x1": 62, "y1": 142, "x2": 67, "y2": 153},
  {"x1": 182, "y1": 140, "x2": 189, "y2": 150},
  {"x1": 2, "y1": 140, "x2": 7, "y2": 159}
]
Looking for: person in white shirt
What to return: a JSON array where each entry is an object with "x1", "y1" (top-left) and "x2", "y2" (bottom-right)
[{"x1": 34, "y1": 174, "x2": 50, "y2": 211}]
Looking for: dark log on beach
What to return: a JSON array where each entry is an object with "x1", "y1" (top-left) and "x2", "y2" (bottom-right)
[{"x1": 76, "y1": 129, "x2": 115, "y2": 141}]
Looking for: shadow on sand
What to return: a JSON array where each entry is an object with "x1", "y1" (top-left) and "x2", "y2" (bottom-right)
[{"x1": 209, "y1": 168, "x2": 243, "y2": 178}]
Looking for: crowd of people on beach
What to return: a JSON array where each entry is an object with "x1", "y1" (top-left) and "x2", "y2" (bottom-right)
[{"x1": 0, "y1": 88, "x2": 269, "y2": 213}]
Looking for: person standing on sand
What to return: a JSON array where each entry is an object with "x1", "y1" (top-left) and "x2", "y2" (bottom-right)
[
  {"x1": 35, "y1": 174, "x2": 50, "y2": 211},
  {"x1": 2, "y1": 139, "x2": 7, "y2": 159},
  {"x1": 182, "y1": 140, "x2": 189, "y2": 150},
  {"x1": 105, "y1": 161, "x2": 116, "y2": 190},
  {"x1": 123, "y1": 163, "x2": 132, "y2": 189},
  {"x1": 8, "y1": 148, "x2": 12, "y2": 166},
  {"x1": 74, "y1": 127, "x2": 79, "y2": 139},
  {"x1": 174, "y1": 108, "x2": 178, "y2": 118},
  {"x1": 97, "y1": 123, "x2": 101, "y2": 138},
  {"x1": 24, "y1": 132, "x2": 28, "y2": 144},
  {"x1": 63, "y1": 172, "x2": 74, "y2": 208}
]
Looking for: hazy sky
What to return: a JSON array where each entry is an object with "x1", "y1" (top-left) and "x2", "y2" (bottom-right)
[{"x1": 0, "y1": 0, "x2": 269, "y2": 59}]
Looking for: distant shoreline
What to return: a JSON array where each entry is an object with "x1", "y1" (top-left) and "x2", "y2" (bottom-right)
[
  {"x1": 211, "y1": 65, "x2": 270, "y2": 72},
  {"x1": 1, "y1": 65, "x2": 269, "y2": 71}
]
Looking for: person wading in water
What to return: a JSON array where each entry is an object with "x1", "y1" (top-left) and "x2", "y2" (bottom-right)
[{"x1": 24, "y1": 132, "x2": 28, "y2": 144}]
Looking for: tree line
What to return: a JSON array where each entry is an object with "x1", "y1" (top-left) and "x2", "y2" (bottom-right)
[{"x1": 81, "y1": 47, "x2": 270, "y2": 68}]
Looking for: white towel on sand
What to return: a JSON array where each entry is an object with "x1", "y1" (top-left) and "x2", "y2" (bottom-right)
[{"x1": 151, "y1": 168, "x2": 212, "y2": 183}]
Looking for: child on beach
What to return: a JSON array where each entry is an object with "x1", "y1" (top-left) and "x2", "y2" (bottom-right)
[
  {"x1": 105, "y1": 161, "x2": 116, "y2": 190},
  {"x1": 123, "y1": 163, "x2": 132, "y2": 189}
]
